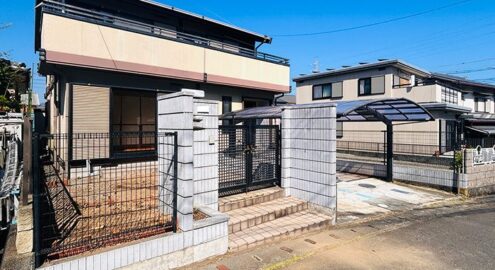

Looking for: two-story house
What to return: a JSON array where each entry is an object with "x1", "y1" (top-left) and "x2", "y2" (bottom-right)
[
  {"x1": 35, "y1": 0, "x2": 290, "y2": 158},
  {"x1": 294, "y1": 59, "x2": 495, "y2": 154}
]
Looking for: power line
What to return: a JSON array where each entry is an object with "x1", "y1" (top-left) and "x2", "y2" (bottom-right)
[
  {"x1": 272, "y1": 0, "x2": 475, "y2": 37},
  {"x1": 447, "y1": 67, "x2": 495, "y2": 75},
  {"x1": 474, "y1": 77, "x2": 495, "y2": 82},
  {"x1": 433, "y1": 57, "x2": 495, "y2": 68}
]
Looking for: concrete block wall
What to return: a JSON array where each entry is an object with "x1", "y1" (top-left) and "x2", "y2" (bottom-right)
[
  {"x1": 462, "y1": 150, "x2": 495, "y2": 196},
  {"x1": 336, "y1": 159, "x2": 459, "y2": 190},
  {"x1": 337, "y1": 160, "x2": 387, "y2": 178},
  {"x1": 281, "y1": 103, "x2": 337, "y2": 214},
  {"x1": 158, "y1": 91, "x2": 195, "y2": 232},
  {"x1": 193, "y1": 99, "x2": 219, "y2": 209},
  {"x1": 393, "y1": 165, "x2": 459, "y2": 189},
  {"x1": 39, "y1": 211, "x2": 229, "y2": 270}
]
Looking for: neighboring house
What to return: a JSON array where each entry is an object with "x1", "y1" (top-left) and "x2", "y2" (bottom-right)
[
  {"x1": 294, "y1": 59, "x2": 495, "y2": 153},
  {"x1": 35, "y1": 0, "x2": 290, "y2": 158}
]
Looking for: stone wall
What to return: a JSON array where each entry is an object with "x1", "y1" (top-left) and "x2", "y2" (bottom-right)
[{"x1": 281, "y1": 103, "x2": 337, "y2": 218}]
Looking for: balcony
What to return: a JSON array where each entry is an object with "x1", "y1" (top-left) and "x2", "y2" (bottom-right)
[{"x1": 40, "y1": 1, "x2": 289, "y2": 66}]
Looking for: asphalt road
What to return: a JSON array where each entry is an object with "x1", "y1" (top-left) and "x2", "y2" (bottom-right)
[
  {"x1": 189, "y1": 195, "x2": 495, "y2": 270},
  {"x1": 285, "y1": 197, "x2": 495, "y2": 270}
]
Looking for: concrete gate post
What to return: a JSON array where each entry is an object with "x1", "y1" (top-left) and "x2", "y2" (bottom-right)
[{"x1": 281, "y1": 103, "x2": 337, "y2": 222}]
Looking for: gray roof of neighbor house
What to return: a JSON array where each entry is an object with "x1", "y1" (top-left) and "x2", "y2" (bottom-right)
[
  {"x1": 292, "y1": 59, "x2": 495, "y2": 92},
  {"x1": 293, "y1": 59, "x2": 431, "y2": 82},
  {"x1": 220, "y1": 98, "x2": 434, "y2": 123},
  {"x1": 430, "y1": 73, "x2": 495, "y2": 91}
]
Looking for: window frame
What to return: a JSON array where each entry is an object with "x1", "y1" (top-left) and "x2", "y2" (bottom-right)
[
  {"x1": 312, "y1": 82, "x2": 343, "y2": 100},
  {"x1": 358, "y1": 76, "x2": 386, "y2": 97},
  {"x1": 358, "y1": 77, "x2": 372, "y2": 96},
  {"x1": 110, "y1": 88, "x2": 158, "y2": 157}
]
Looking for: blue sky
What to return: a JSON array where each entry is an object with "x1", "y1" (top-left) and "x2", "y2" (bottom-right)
[{"x1": 1, "y1": 0, "x2": 494, "y2": 96}]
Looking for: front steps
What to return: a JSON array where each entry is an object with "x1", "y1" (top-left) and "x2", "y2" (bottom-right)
[{"x1": 220, "y1": 187, "x2": 332, "y2": 252}]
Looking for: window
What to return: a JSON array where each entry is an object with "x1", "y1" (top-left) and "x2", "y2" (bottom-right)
[
  {"x1": 358, "y1": 78, "x2": 371, "y2": 96},
  {"x1": 393, "y1": 70, "x2": 412, "y2": 87},
  {"x1": 359, "y1": 76, "x2": 385, "y2": 96},
  {"x1": 441, "y1": 86, "x2": 459, "y2": 104},
  {"x1": 474, "y1": 97, "x2": 488, "y2": 112},
  {"x1": 111, "y1": 89, "x2": 157, "y2": 154},
  {"x1": 312, "y1": 82, "x2": 343, "y2": 100}
]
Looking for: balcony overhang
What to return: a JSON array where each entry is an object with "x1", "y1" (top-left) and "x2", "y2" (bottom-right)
[
  {"x1": 40, "y1": 50, "x2": 290, "y2": 93},
  {"x1": 37, "y1": 5, "x2": 291, "y2": 93}
]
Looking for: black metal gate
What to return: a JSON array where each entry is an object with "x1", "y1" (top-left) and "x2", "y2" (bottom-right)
[{"x1": 218, "y1": 124, "x2": 281, "y2": 197}]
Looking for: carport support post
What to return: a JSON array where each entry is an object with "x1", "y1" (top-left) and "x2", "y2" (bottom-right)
[{"x1": 386, "y1": 123, "x2": 394, "y2": 182}]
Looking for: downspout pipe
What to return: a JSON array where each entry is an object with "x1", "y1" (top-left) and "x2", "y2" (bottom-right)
[{"x1": 274, "y1": 93, "x2": 285, "y2": 106}]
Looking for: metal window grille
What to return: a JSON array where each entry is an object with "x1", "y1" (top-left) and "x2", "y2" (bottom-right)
[{"x1": 441, "y1": 86, "x2": 459, "y2": 104}]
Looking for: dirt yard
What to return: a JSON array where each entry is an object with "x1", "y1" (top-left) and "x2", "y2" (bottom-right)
[{"x1": 42, "y1": 161, "x2": 174, "y2": 259}]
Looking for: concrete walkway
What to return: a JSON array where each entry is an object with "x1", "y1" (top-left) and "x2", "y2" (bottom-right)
[{"x1": 336, "y1": 172, "x2": 453, "y2": 224}]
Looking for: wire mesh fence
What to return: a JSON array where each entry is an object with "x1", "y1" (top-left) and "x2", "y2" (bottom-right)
[
  {"x1": 337, "y1": 130, "x2": 456, "y2": 168},
  {"x1": 32, "y1": 132, "x2": 177, "y2": 265}
]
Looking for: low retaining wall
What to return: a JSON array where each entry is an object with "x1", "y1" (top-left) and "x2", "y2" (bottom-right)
[
  {"x1": 339, "y1": 149, "x2": 495, "y2": 197},
  {"x1": 39, "y1": 206, "x2": 228, "y2": 270},
  {"x1": 337, "y1": 159, "x2": 459, "y2": 191},
  {"x1": 337, "y1": 159, "x2": 386, "y2": 178}
]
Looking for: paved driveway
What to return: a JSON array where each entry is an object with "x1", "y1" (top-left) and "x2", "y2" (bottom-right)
[{"x1": 337, "y1": 172, "x2": 453, "y2": 223}]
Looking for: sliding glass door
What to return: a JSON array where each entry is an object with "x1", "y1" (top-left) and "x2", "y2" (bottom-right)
[{"x1": 111, "y1": 89, "x2": 157, "y2": 155}]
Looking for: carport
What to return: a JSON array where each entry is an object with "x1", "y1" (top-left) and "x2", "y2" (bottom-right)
[{"x1": 221, "y1": 98, "x2": 434, "y2": 181}]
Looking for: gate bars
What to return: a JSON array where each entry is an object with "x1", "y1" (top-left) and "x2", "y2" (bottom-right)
[{"x1": 218, "y1": 124, "x2": 281, "y2": 197}]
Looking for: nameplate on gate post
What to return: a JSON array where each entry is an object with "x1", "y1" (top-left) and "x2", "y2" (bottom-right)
[{"x1": 197, "y1": 106, "x2": 210, "y2": 114}]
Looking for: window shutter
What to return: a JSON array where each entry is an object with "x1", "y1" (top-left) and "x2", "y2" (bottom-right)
[
  {"x1": 332, "y1": 82, "x2": 343, "y2": 98},
  {"x1": 371, "y1": 76, "x2": 385, "y2": 94}
]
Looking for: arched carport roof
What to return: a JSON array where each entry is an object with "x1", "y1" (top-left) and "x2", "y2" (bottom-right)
[{"x1": 220, "y1": 98, "x2": 434, "y2": 123}]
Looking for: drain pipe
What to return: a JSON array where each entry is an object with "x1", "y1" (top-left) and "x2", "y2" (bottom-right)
[{"x1": 274, "y1": 93, "x2": 285, "y2": 106}]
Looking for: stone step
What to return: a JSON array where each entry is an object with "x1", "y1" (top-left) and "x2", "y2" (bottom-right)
[
  {"x1": 219, "y1": 187, "x2": 284, "y2": 212},
  {"x1": 227, "y1": 197, "x2": 308, "y2": 233},
  {"x1": 228, "y1": 210, "x2": 332, "y2": 252}
]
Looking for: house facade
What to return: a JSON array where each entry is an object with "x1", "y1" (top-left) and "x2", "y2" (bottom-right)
[
  {"x1": 35, "y1": 0, "x2": 290, "y2": 158},
  {"x1": 294, "y1": 59, "x2": 495, "y2": 153}
]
